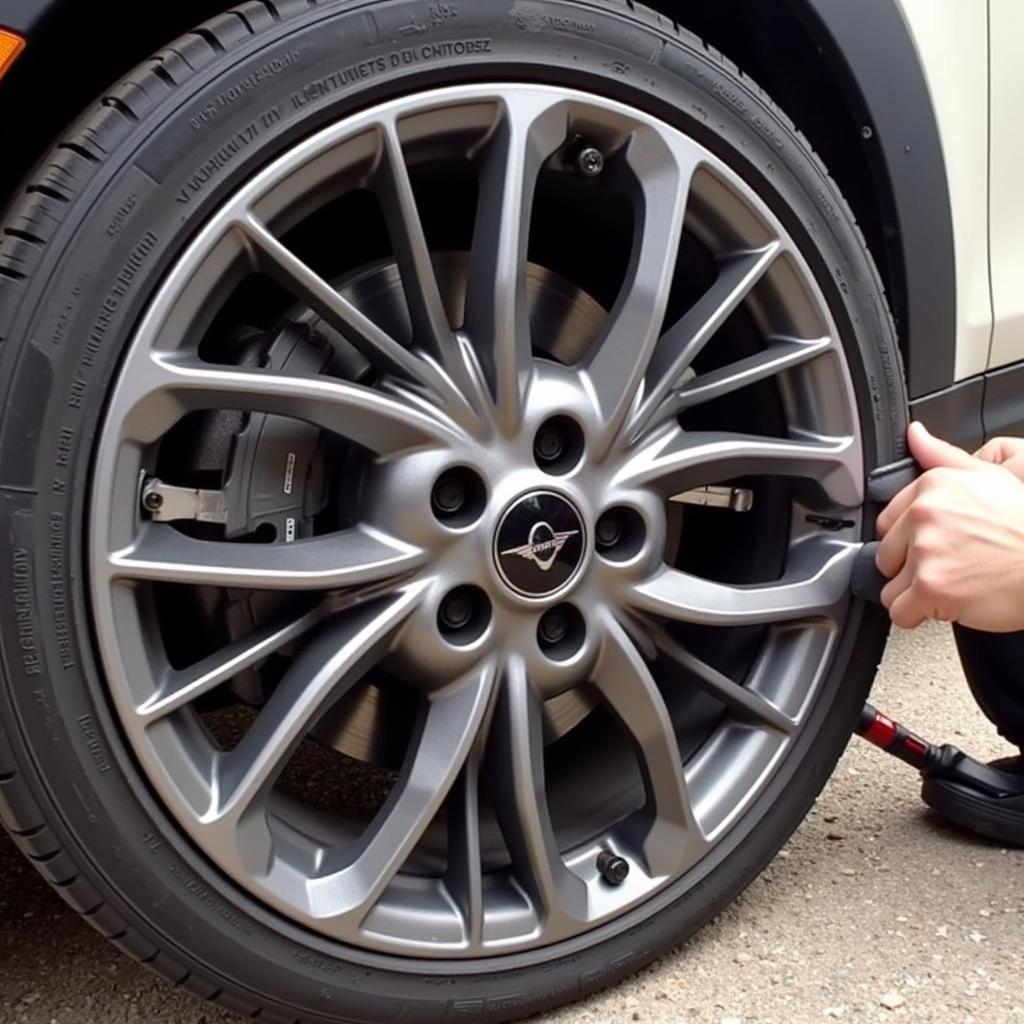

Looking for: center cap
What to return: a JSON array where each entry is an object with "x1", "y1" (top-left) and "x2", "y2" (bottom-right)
[{"x1": 494, "y1": 491, "x2": 587, "y2": 598}]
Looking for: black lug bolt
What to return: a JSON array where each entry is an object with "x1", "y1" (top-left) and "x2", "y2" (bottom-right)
[
  {"x1": 597, "y1": 851, "x2": 630, "y2": 886},
  {"x1": 143, "y1": 491, "x2": 164, "y2": 513},
  {"x1": 596, "y1": 514, "x2": 622, "y2": 549},
  {"x1": 534, "y1": 427, "x2": 565, "y2": 464},
  {"x1": 440, "y1": 593, "x2": 473, "y2": 632},
  {"x1": 577, "y1": 146, "x2": 605, "y2": 179},
  {"x1": 539, "y1": 608, "x2": 569, "y2": 646},
  {"x1": 432, "y1": 476, "x2": 467, "y2": 516}
]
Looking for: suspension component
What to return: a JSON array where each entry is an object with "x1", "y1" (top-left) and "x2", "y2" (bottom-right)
[
  {"x1": 141, "y1": 479, "x2": 229, "y2": 524},
  {"x1": 670, "y1": 485, "x2": 754, "y2": 512}
]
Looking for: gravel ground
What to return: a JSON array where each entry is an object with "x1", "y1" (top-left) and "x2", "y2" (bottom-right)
[{"x1": 2, "y1": 622, "x2": 1022, "y2": 1024}]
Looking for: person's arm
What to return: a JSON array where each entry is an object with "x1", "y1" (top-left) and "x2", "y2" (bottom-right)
[{"x1": 874, "y1": 423, "x2": 1024, "y2": 631}]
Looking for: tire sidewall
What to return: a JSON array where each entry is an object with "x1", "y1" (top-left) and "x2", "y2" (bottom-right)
[{"x1": 0, "y1": 2, "x2": 905, "y2": 1020}]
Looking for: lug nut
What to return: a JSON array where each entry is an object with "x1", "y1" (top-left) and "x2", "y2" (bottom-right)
[
  {"x1": 534, "y1": 428, "x2": 565, "y2": 464},
  {"x1": 430, "y1": 469, "x2": 485, "y2": 525},
  {"x1": 534, "y1": 416, "x2": 584, "y2": 475},
  {"x1": 432, "y1": 476, "x2": 466, "y2": 516},
  {"x1": 597, "y1": 851, "x2": 630, "y2": 886},
  {"x1": 537, "y1": 604, "x2": 585, "y2": 660},
  {"x1": 597, "y1": 506, "x2": 644, "y2": 561},
  {"x1": 577, "y1": 146, "x2": 605, "y2": 178},
  {"x1": 440, "y1": 592, "x2": 473, "y2": 631},
  {"x1": 596, "y1": 513, "x2": 622, "y2": 549},
  {"x1": 538, "y1": 608, "x2": 569, "y2": 646},
  {"x1": 438, "y1": 586, "x2": 491, "y2": 645}
]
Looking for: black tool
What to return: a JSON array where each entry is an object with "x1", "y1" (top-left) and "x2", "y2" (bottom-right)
[
  {"x1": 847, "y1": 455, "x2": 1021, "y2": 801},
  {"x1": 849, "y1": 455, "x2": 920, "y2": 604},
  {"x1": 855, "y1": 703, "x2": 1024, "y2": 801}
]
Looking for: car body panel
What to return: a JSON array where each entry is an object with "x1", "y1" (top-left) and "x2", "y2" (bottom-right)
[
  {"x1": 0, "y1": 0, "x2": 49, "y2": 35},
  {"x1": 988, "y1": 0, "x2": 1024, "y2": 371},
  {"x1": 896, "y1": 0, "x2": 991, "y2": 382},
  {"x1": 799, "y1": 0, "x2": 957, "y2": 398}
]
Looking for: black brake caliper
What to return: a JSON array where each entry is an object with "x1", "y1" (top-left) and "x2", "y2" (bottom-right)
[{"x1": 221, "y1": 320, "x2": 331, "y2": 544}]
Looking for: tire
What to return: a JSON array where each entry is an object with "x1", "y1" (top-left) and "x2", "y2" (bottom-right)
[{"x1": 0, "y1": 2, "x2": 906, "y2": 1022}]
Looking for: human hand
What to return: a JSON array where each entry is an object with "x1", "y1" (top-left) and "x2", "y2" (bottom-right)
[
  {"x1": 875, "y1": 422, "x2": 1024, "y2": 631},
  {"x1": 974, "y1": 435, "x2": 1024, "y2": 481}
]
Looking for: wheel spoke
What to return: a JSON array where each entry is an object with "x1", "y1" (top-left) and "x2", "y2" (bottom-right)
[
  {"x1": 649, "y1": 625, "x2": 796, "y2": 733},
  {"x1": 138, "y1": 605, "x2": 328, "y2": 722},
  {"x1": 118, "y1": 353, "x2": 454, "y2": 455},
  {"x1": 487, "y1": 655, "x2": 589, "y2": 926},
  {"x1": 445, "y1": 712, "x2": 493, "y2": 947},
  {"x1": 629, "y1": 538, "x2": 857, "y2": 627},
  {"x1": 670, "y1": 336, "x2": 833, "y2": 414},
  {"x1": 592, "y1": 612, "x2": 702, "y2": 875},
  {"x1": 207, "y1": 587, "x2": 424, "y2": 827},
  {"x1": 629, "y1": 243, "x2": 785, "y2": 437},
  {"x1": 464, "y1": 94, "x2": 570, "y2": 434},
  {"x1": 108, "y1": 522, "x2": 424, "y2": 591},
  {"x1": 618, "y1": 426, "x2": 863, "y2": 509},
  {"x1": 583, "y1": 130, "x2": 698, "y2": 450},
  {"x1": 236, "y1": 214, "x2": 461, "y2": 407},
  {"x1": 309, "y1": 660, "x2": 498, "y2": 927},
  {"x1": 374, "y1": 120, "x2": 474, "y2": 397}
]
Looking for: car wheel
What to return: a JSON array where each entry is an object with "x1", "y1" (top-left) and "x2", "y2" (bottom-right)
[{"x1": 0, "y1": 2, "x2": 905, "y2": 1021}]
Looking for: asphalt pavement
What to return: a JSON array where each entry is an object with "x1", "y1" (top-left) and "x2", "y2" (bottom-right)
[{"x1": 2, "y1": 621, "x2": 1022, "y2": 1024}]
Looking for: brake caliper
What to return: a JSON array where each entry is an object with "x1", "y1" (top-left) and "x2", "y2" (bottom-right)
[{"x1": 142, "y1": 320, "x2": 332, "y2": 544}]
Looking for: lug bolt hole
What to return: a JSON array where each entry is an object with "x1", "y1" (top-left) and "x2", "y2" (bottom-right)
[
  {"x1": 533, "y1": 416, "x2": 584, "y2": 475},
  {"x1": 431, "y1": 468, "x2": 485, "y2": 527},
  {"x1": 438, "y1": 586, "x2": 491, "y2": 646},
  {"x1": 538, "y1": 603, "x2": 585, "y2": 661},
  {"x1": 596, "y1": 507, "x2": 645, "y2": 562}
]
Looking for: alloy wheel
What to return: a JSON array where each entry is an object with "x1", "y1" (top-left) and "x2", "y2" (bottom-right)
[{"x1": 89, "y1": 84, "x2": 864, "y2": 958}]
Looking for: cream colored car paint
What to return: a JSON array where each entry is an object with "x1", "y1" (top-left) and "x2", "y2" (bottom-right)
[
  {"x1": 987, "y1": 0, "x2": 1024, "y2": 370},
  {"x1": 898, "y1": 0, "x2": 991, "y2": 381}
]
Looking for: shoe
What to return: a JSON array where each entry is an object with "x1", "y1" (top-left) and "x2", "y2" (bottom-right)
[{"x1": 922, "y1": 755, "x2": 1024, "y2": 846}]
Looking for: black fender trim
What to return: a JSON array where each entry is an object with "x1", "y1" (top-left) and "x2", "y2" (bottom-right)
[
  {"x1": 791, "y1": 0, "x2": 958, "y2": 399},
  {"x1": 910, "y1": 357, "x2": 1024, "y2": 451},
  {"x1": 910, "y1": 378, "x2": 986, "y2": 452},
  {"x1": 982, "y1": 361, "x2": 1024, "y2": 441}
]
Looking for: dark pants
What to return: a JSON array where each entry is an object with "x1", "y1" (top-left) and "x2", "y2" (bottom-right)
[{"x1": 954, "y1": 625, "x2": 1024, "y2": 751}]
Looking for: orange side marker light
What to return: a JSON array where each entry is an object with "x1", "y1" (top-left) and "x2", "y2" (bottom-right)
[{"x1": 0, "y1": 30, "x2": 26, "y2": 82}]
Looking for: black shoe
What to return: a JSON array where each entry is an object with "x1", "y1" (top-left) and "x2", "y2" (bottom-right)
[{"x1": 922, "y1": 755, "x2": 1024, "y2": 846}]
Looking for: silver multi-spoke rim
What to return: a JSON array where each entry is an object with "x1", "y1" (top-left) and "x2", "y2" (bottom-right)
[{"x1": 89, "y1": 84, "x2": 863, "y2": 958}]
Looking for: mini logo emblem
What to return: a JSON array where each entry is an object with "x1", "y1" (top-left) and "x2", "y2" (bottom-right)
[
  {"x1": 494, "y1": 492, "x2": 586, "y2": 597},
  {"x1": 501, "y1": 522, "x2": 580, "y2": 572}
]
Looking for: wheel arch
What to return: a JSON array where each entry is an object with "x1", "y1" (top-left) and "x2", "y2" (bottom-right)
[
  {"x1": 643, "y1": 0, "x2": 956, "y2": 400},
  {"x1": 1, "y1": 0, "x2": 955, "y2": 398}
]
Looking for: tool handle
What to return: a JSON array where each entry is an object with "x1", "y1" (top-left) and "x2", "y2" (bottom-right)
[
  {"x1": 856, "y1": 703, "x2": 938, "y2": 770},
  {"x1": 866, "y1": 456, "x2": 921, "y2": 504},
  {"x1": 850, "y1": 542, "x2": 887, "y2": 603},
  {"x1": 850, "y1": 457, "x2": 923, "y2": 605}
]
